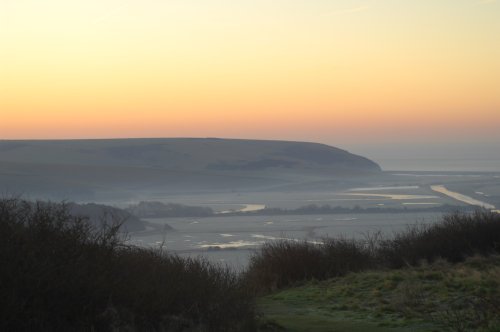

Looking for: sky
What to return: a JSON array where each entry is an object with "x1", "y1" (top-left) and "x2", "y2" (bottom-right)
[{"x1": 1, "y1": 0, "x2": 499, "y2": 151}]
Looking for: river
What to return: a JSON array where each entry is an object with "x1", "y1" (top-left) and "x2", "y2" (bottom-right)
[{"x1": 430, "y1": 185, "x2": 496, "y2": 211}]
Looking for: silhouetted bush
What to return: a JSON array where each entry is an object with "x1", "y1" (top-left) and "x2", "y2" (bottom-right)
[
  {"x1": 377, "y1": 211, "x2": 500, "y2": 268},
  {"x1": 246, "y1": 238, "x2": 374, "y2": 292},
  {"x1": 0, "y1": 198, "x2": 255, "y2": 331},
  {"x1": 247, "y1": 211, "x2": 500, "y2": 292},
  {"x1": 3, "y1": 196, "x2": 499, "y2": 329}
]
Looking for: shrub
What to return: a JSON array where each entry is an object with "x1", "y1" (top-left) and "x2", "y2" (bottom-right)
[
  {"x1": 247, "y1": 211, "x2": 500, "y2": 292},
  {"x1": 246, "y1": 237, "x2": 374, "y2": 292},
  {"x1": 378, "y1": 211, "x2": 500, "y2": 268},
  {"x1": 0, "y1": 198, "x2": 255, "y2": 331}
]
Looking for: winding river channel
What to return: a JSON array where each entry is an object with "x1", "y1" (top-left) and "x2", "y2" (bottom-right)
[{"x1": 430, "y1": 185, "x2": 497, "y2": 211}]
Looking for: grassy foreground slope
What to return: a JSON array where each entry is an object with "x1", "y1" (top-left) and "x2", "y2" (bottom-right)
[
  {"x1": 250, "y1": 212, "x2": 500, "y2": 332},
  {"x1": 259, "y1": 256, "x2": 500, "y2": 331}
]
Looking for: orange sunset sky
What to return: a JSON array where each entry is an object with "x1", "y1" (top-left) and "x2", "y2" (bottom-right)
[{"x1": 1, "y1": 0, "x2": 499, "y2": 145}]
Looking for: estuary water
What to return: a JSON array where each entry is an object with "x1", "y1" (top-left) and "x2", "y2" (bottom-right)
[{"x1": 431, "y1": 185, "x2": 496, "y2": 211}]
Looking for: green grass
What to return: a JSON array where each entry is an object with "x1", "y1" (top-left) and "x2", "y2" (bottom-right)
[{"x1": 258, "y1": 256, "x2": 500, "y2": 331}]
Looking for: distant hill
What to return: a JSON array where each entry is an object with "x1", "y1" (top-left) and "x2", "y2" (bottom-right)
[
  {"x1": 0, "y1": 138, "x2": 381, "y2": 199},
  {"x1": 67, "y1": 202, "x2": 146, "y2": 232},
  {"x1": 126, "y1": 201, "x2": 214, "y2": 218},
  {"x1": 0, "y1": 138, "x2": 380, "y2": 171}
]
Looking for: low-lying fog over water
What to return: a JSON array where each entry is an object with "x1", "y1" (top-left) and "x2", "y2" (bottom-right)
[
  {"x1": 2, "y1": 139, "x2": 499, "y2": 267},
  {"x1": 348, "y1": 143, "x2": 500, "y2": 172},
  {"x1": 127, "y1": 171, "x2": 500, "y2": 267},
  {"x1": 129, "y1": 212, "x2": 444, "y2": 268}
]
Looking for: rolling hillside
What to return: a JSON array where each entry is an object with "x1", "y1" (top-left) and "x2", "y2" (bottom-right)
[{"x1": 0, "y1": 138, "x2": 381, "y2": 200}]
